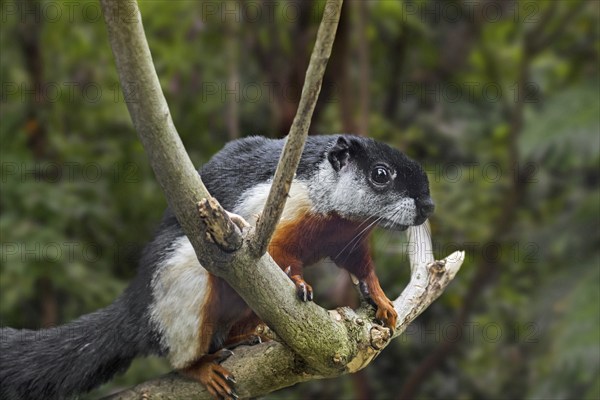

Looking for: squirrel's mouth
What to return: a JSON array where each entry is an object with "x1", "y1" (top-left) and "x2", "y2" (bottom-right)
[{"x1": 379, "y1": 219, "x2": 409, "y2": 231}]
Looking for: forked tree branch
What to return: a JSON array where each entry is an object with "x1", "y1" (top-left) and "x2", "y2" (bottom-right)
[{"x1": 100, "y1": 0, "x2": 463, "y2": 398}]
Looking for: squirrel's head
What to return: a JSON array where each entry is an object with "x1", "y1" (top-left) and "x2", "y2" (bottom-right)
[{"x1": 311, "y1": 135, "x2": 433, "y2": 230}]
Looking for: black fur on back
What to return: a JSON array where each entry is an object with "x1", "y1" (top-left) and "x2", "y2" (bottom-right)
[
  {"x1": 198, "y1": 135, "x2": 336, "y2": 210},
  {"x1": 159, "y1": 135, "x2": 338, "y2": 233}
]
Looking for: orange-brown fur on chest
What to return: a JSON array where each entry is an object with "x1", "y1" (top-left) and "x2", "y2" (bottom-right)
[{"x1": 269, "y1": 211, "x2": 375, "y2": 278}]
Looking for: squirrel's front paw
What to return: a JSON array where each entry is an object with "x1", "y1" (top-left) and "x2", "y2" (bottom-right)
[
  {"x1": 375, "y1": 299, "x2": 397, "y2": 332},
  {"x1": 292, "y1": 276, "x2": 314, "y2": 302},
  {"x1": 285, "y1": 268, "x2": 313, "y2": 302},
  {"x1": 357, "y1": 278, "x2": 398, "y2": 331}
]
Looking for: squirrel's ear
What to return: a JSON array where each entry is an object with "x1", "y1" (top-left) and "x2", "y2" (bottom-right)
[{"x1": 328, "y1": 136, "x2": 351, "y2": 172}]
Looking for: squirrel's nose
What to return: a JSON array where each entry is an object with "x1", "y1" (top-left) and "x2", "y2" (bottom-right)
[{"x1": 416, "y1": 196, "x2": 435, "y2": 219}]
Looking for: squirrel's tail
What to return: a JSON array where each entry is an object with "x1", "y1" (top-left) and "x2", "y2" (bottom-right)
[{"x1": 0, "y1": 294, "x2": 158, "y2": 400}]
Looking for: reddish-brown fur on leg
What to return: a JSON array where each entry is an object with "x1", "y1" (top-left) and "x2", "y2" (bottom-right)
[
  {"x1": 199, "y1": 275, "x2": 250, "y2": 353},
  {"x1": 360, "y1": 270, "x2": 397, "y2": 330},
  {"x1": 190, "y1": 276, "x2": 252, "y2": 398},
  {"x1": 224, "y1": 332, "x2": 265, "y2": 348},
  {"x1": 189, "y1": 300, "x2": 265, "y2": 399},
  {"x1": 333, "y1": 241, "x2": 398, "y2": 331},
  {"x1": 269, "y1": 216, "x2": 312, "y2": 301}
]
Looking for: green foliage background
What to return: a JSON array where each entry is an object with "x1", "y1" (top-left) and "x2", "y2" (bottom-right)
[{"x1": 1, "y1": 1, "x2": 598, "y2": 399}]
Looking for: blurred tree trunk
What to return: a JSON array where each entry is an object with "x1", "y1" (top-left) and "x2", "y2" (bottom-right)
[
  {"x1": 225, "y1": 0, "x2": 240, "y2": 140},
  {"x1": 37, "y1": 278, "x2": 58, "y2": 328},
  {"x1": 253, "y1": 0, "x2": 313, "y2": 136},
  {"x1": 277, "y1": 0, "x2": 313, "y2": 135},
  {"x1": 355, "y1": 0, "x2": 370, "y2": 135},
  {"x1": 382, "y1": 29, "x2": 409, "y2": 121},
  {"x1": 314, "y1": 1, "x2": 357, "y2": 133},
  {"x1": 17, "y1": 0, "x2": 59, "y2": 329},
  {"x1": 18, "y1": 0, "x2": 47, "y2": 159}
]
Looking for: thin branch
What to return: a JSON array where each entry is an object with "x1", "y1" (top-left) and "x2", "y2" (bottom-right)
[{"x1": 250, "y1": 0, "x2": 344, "y2": 257}]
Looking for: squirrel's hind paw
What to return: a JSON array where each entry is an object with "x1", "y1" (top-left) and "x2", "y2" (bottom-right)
[
  {"x1": 201, "y1": 363, "x2": 238, "y2": 399},
  {"x1": 182, "y1": 353, "x2": 238, "y2": 400}
]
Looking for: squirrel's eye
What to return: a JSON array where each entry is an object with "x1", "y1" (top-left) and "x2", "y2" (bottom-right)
[{"x1": 371, "y1": 166, "x2": 391, "y2": 185}]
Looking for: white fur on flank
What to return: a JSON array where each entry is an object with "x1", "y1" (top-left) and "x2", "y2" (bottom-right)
[
  {"x1": 150, "y1": 181, "x2": 312, "y2": 368},
  {"x1": 150, "y1": 236, "x2": 209, "y2": 369},
  {"x1": 233, "y1": 180, "x2": 313, "y2": 224}
]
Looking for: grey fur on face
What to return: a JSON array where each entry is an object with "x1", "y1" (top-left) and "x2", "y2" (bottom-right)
[{"x1": 308, "y1": 156, "x2": 418, "y2": 230}]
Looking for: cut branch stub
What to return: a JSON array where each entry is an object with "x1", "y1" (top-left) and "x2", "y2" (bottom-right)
[
  {"x1": 369, "y1": 325, "x2": 391, "y2": 350},
  {"x1": 429, "y1": 260, "x2": 446, "y2": 275},
  {"x1": 197, "y1": 197, "x2": 244, "y2": 252}
]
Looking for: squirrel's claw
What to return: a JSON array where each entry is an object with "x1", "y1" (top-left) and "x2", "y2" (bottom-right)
[
  {"x1": 188, "y1": 360, "x2": 237, "y2": 400},
  {"x1": 289, "y1": 274, "x2": 313, "y2": 302},
  {"x1": 374, "y1": 299, "x2": 397, "y2": 332},
  {"x1": 245, "y1": 334, "x2": 262, "y2": 346},
  {"x1": 214, "y1": 348, "x2": 234, "y2": 364},
  {"x1": 299, "y1": 282, "x2": 314, "y2": 302},
  {"x1": 212, "y1": 365, "x2": 237, "y2": 399},
  {"x1": 226, "y1": 334, "x2": 263, "y2": 350},
  {"x1": 214, "y1": 366, "x2": 238, "y2": 400}
]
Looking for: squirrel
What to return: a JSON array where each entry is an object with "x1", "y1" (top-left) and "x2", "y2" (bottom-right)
[{"x1": 0, "y1": 134, "x2": 433, "y2": 399}]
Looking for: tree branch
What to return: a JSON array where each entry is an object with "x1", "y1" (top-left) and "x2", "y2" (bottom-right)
[{"x1": 100, "y1": 0, "x2": 463, "y2": 398}]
